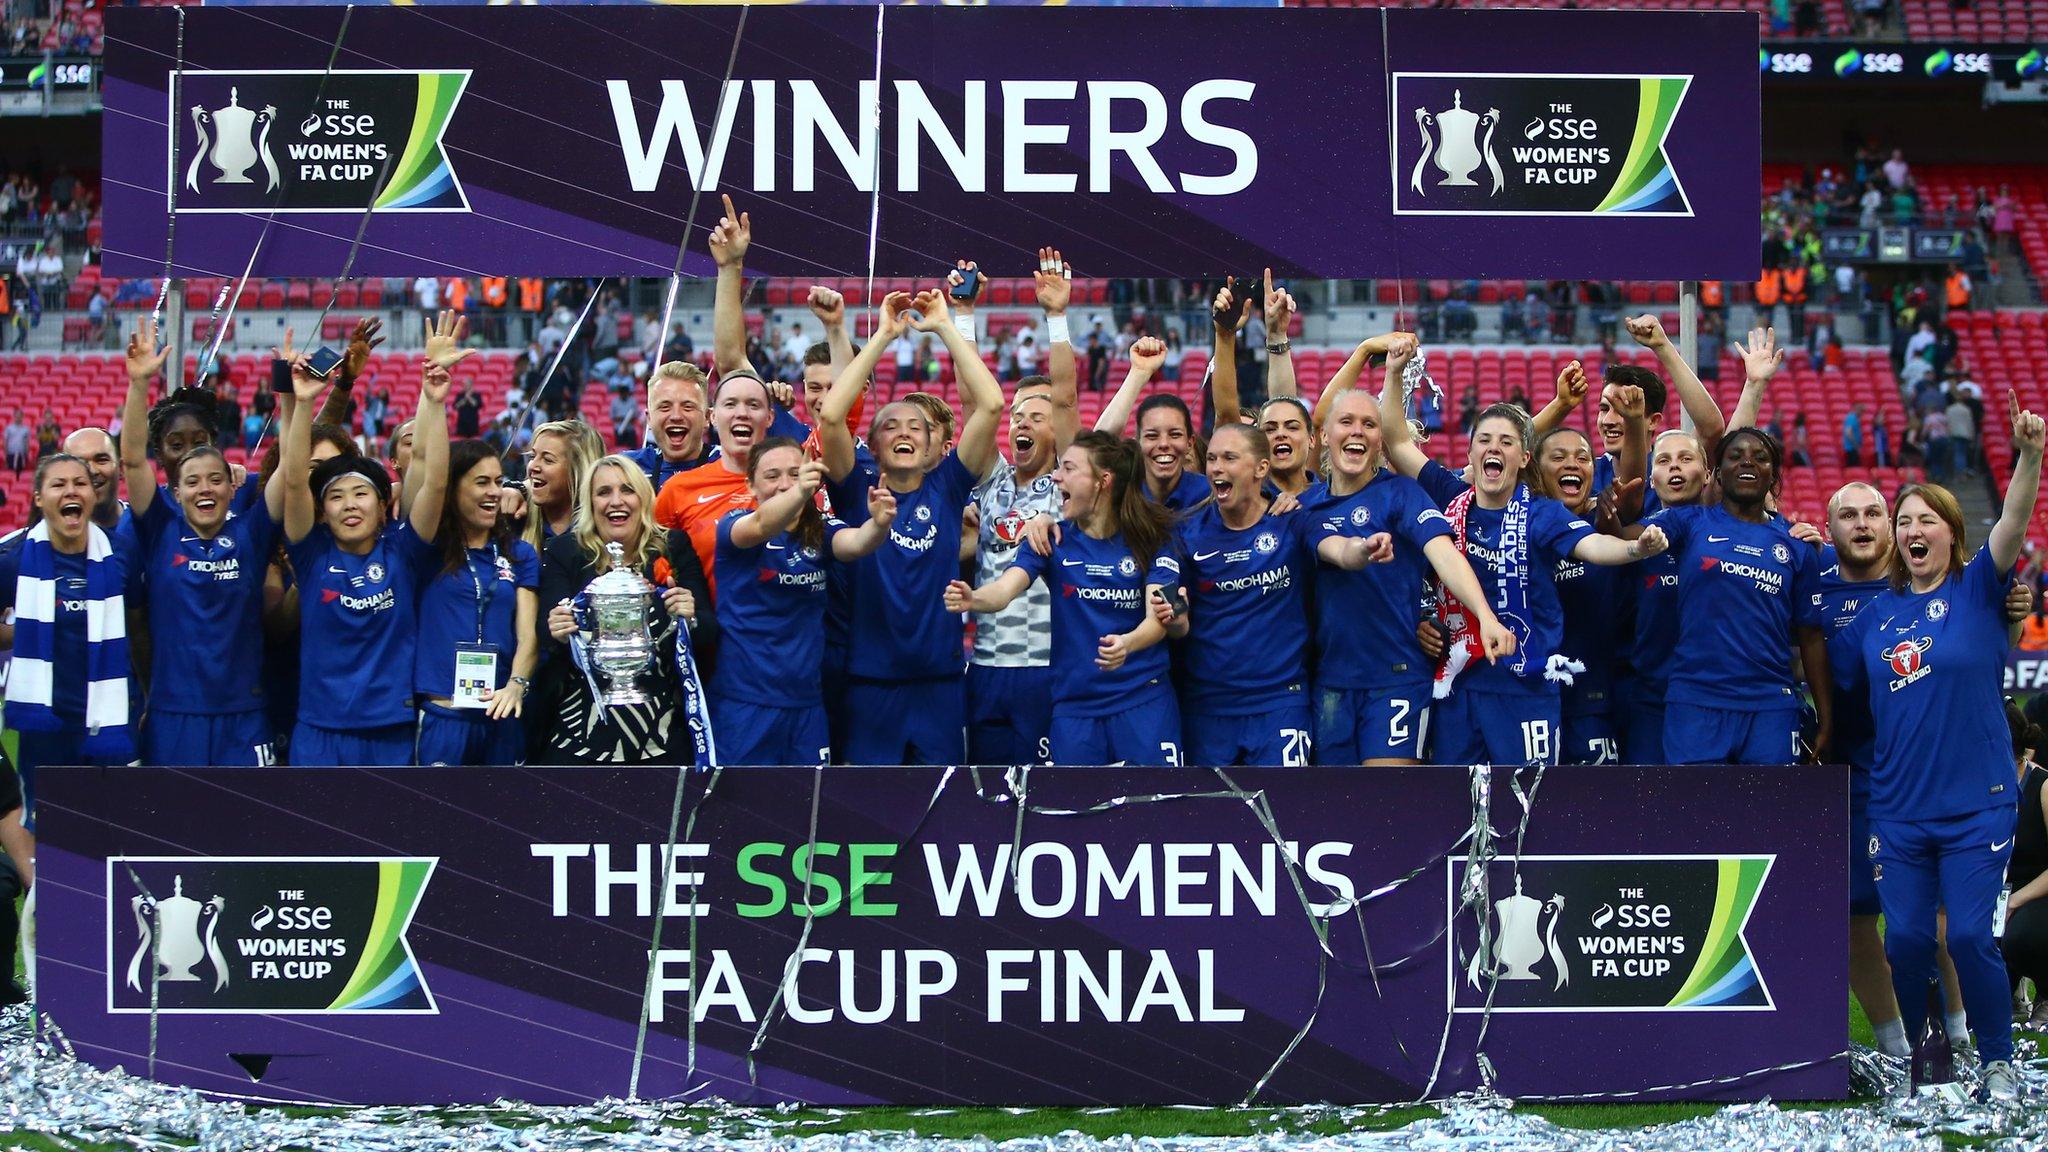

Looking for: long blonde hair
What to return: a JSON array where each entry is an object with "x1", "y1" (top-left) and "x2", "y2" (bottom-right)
[
  {"x1": 522, "y1": 419, "x2": 604, "y2": 554},
  {"x1": 573, "y1": 455, "x2": 667, "y2": 574}
]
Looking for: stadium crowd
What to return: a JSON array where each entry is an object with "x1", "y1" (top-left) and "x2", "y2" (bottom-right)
[{"x1": 0, "y1": 197, "x2": 2043, "y2": 1098}]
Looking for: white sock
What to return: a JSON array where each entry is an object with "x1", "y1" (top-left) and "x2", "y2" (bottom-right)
[
  {"x1": 1874, "y1": 1018, "x2": 1911, "y2": 1058},
  {"x1": 1946, "y1": 1009, "x2": 1970, "y2": 1045},
  {"x1": 19, "y1": 882, "x2": 33, "y2": 997}
]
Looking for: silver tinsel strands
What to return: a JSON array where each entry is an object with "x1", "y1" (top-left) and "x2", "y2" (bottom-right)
[{"x1": 9, "y1": 1005, "x2": 2048, "y2": 1150}]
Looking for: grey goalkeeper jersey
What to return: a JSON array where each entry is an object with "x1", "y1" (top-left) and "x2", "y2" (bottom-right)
[{"x1": 971, "y1": 458, "x2": 1061, "y2": 667}]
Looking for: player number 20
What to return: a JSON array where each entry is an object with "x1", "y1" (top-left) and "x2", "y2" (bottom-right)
[{"x1": 1280, "y1": 729, "x2": 1312, "y2": 767}]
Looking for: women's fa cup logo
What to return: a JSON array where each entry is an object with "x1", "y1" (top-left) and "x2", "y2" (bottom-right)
[
  {"x1": 1411, "y1": 90, "x2": 1504, "y2": 197},
  {"x1": 126, "y1": 875, "x2": 229, "y2": 992},
  {"x1": 186, "y1": 86, "x2": 281, "y2": 194}
]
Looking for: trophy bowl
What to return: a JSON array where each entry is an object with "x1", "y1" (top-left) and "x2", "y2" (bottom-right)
[{"x1": 583, "y1": 542, "x2": 658, "y2": 708}]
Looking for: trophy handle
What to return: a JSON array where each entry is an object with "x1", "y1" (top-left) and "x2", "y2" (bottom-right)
[
  {"x1": 125, "y1": 896, "x2": 155, "y2": 992},
  {"x1": 202, "y1": 897, "x2": 229, "y2": 992},
  {"x1": 186, "y1": 107, "x2": 211, "y2": 195},
  {"x1": 1410, "y1": 109, "x2": 1435, "y2": 197}
]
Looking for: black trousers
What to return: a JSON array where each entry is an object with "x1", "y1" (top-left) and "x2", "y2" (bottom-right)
[{"x1": 2002, "y1": 898, "x2": 2048, "y2": 990}]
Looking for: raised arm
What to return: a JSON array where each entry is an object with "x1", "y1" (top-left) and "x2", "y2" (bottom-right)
[
  {"x1": 318, "y1": 316, "x2": 383, "y2": 428},
  {"x1": 1532, "y1": 358, "x2": 1590, "y2": 437},
  {"x1": 1724, "y1": 326, "x2": 1784, "y2": 437},
  {"x1": 915, "y1": 290, "x2": 1003, "y2": 479},
  {"x1": 1310, "y1": 332, "x2": 1413, "y2": 429},
  {"x1": 1799, "y1": 625, "x2": 1833, "y2": 764},
  {"x1": 1209, "y1": 279, "x2": 1250, "y2": 426},
  {"x1": 709, "y1": 193, "x2": 756, "y2": 377},
  {"x1": 1035, "y1": 248, "x2": 1080, "y2": 448},
  {"x1": 282, "y1": 357, "x2": 328, "y2": 545},
  {"x1": 809, "y1": 285, "x2": 852, "y2": 376},
  {"x1": 404, "y1": 310, "x2": 474, "y2": 519},
  {"x1": 408, "y1": 359, "x2": 453, "y2": 542},
  {"x1": 1993, "y1": 391, "x2": 2045, "y2": 574},
  {"x1": 1628, "y1": 314, "x2": 1725, "y2": 446},
  {"x1": 731, "y1": 459, "x2": 824, "y2": 550},
  {"x1": 818, "y1": 292, "x2": 911, "y2": 482},
  {"x1": 1611, "y1": 382, "x2": 1650, "y2": 518},
  {"x1": 1092, "y1": 336, "x2": 1166, "y2": 435},
  {"x1": 1262, "y1": 268, "x2": 1297, "y2": 401},
  {"x1": 119, "y1": 317, "x2": 170, "y2": 520},
  {"x1": 1377, "y1": 335, "x2": 1431, "y2": 479}
]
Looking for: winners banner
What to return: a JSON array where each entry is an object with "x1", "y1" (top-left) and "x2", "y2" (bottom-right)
[
  {"x1": 101, "y1": 6, "x2": 1759, "y2": 280},
  {"x1": 39, "y1": 765, "x2": 1844, "y2": 1106}
]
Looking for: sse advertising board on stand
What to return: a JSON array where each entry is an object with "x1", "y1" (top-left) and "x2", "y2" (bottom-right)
[
  {"x1": 101, "y1": 6, "x2": 1759, "y2": 280},
  {"x1": 40, "y1": 764, "x2": 1845, "y2": 1107}
]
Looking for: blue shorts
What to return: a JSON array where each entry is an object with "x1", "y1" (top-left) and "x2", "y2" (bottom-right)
[
  {"x1": 1621, "y1": 695, "x2": 1667, "y2": 764},
  {"x1": 966, "y1": 663, "x2": 1054, "y2": 766},
  {"x1": 1561, "y1": 712, "x2": 1620, "y2": 765},
  {"x1": 144, "y1": 709, "x2": 276, "y2": 767},
  {"x1": 415, "y1": 703, "x2": 526, "y2": 767},
  {"x1": 711, "y1": 696, "x2": 830, "y2": 766},
  {"x1": 1432, "y1": 686, "x2": 1561, "y2": 766},
  {"x1": 1182, "y1": 698, "x2": 1312, "y2": 766},
  {"x1": 1849, "y1": 789, "x2": 1880, "y2": 916},
  {"x1": 1049, "y1": 690, "x2": 1181, "y2": 766},
  {"x1": 1313, "y1": 685, "x2": 1432, "y2": 763},
  {"x1": 291, "y1": 721, "x2": 417, "y2": 767},
  {"x1": 843, "y1": 678, "x2": 965, "y2": 766},
  {"x1": 1664, "y1": 701, "x2": 1801, "y2": 766}
]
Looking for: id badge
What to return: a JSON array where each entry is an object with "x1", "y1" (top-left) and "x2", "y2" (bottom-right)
[{"x1": 453, "y1": 645, "x2": 500, "y2": 710}]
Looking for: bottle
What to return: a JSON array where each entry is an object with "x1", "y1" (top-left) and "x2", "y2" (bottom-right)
[{"x1": 1913, "y1": 981, "x2": 1953, "y2": 1087}]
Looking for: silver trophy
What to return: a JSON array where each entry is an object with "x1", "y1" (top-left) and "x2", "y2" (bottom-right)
[{"x1": 583, "y1": 542, "x2": 658, "y2": 707}]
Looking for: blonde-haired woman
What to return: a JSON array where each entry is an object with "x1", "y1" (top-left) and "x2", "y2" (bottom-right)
[
  {"x1": 521, "y1": 418, "x2": 603, "y2": 553},
  {"x1": 534, "y1": 455, "x2": 716, "y2": 764}
]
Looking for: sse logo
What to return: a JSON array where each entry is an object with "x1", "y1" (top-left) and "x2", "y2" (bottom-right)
[
  {"x1": 1834, "y1": 50, "x2": 1904, "y2": 77},
  {"x1": 1762, "y1": 52, "x2": 1812, "y2": 74},
  {"x1": 1925, "y1": 50, "x2": 1992, "y2": 77}
]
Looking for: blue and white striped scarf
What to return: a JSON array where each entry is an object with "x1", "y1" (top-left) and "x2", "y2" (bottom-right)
[{"x1": 10, "y1": 519, "x2": 133, "y2": 759}]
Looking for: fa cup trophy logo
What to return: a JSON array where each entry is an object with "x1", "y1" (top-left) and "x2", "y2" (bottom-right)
[
  {"x1": 186, "y1": 86, "x2": 281, "y2": 195},
  {"x1": 1412, "y1": 90, "x2": 1504, "y2": 198},
  {"x1": 1468, "y1": 874, "x2": 1570, "y2": 990},
  {"x1": 126, "y1": 875, "x2": 229, "y2": 993}
]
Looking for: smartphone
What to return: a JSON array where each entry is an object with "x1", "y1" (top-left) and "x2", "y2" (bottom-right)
[
  {"x1": 949, "y1": 266, "x2": 980, "y2": 301},
  {"x1": 305, "y1": 346, "x2": 345, "y2": 379},
  {"x1": 1156, "y1": 586, "x2": 1189, "y2": 618}
]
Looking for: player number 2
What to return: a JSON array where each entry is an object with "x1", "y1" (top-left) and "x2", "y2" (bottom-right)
[
  {"x1": 1520, "y1": 720, "x2": 1552, "y2": 764},
  {"x1": 1280, "y1": 729, "x2": 1312, "y2": 767}
]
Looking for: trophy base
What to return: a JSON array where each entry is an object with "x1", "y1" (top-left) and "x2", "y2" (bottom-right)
[{"x1": 600, "y1": 688, "x2": 651, "y2": 708}]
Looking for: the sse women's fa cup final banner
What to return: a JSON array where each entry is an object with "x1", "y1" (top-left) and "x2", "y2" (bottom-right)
[
  {"x1": 37, "y1": 765, "x2": 1845, "y2": 1107},
  {"x1": 100, "y1": 5, "x2": 1759, "y2": 281}
]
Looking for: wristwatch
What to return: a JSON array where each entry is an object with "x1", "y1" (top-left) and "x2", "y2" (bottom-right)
[
  {"x1": 509, "y1": 675, "x2": 532, "y2": 689},
  {"x1": 1266, "y1": 340, "x2": 1291, "y2": 355}
]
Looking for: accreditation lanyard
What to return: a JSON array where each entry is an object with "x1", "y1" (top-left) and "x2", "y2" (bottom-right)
[{"x1": 452, "y1": 545, "x2": 502, "y2": 710}]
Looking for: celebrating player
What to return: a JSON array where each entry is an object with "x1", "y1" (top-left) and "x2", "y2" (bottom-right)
[
  {"x1": 1305, "y1": 385, "x2": 1511, "y2": 764},
  {"x1": 279, "y1": 314, "x2": 457, "y2": 766},
  {"x1": 119, "y1": 318, "x2": 285, "y2": 767},
  {"x1": 1095, "y1": 345, "x2": 1210, "y2": 511},
  {"x1": 709, "y1": 438, "x2": 893, "y2": 766},
  {"x1": 415, "y1": 440, "x2": 541, "y2": 766},
  {"x1": 520, "y1": 419, "x2": 603, "y2": 551},
  {"x1": 1616, "y1": 427, "x2": 1712, "y2": 762},
  {"x1": 816, "y1": 290, "x2": 1002, "y2": 765},
  {"x1": 1378, "y1": 338, "x2": 1665, "y2": 766},
  {"x1": 1838, "y1": 392, "x2": 2048, "y2": 1102},
  {"x1": 1171, "y1": 422, "x2": 1316, "y2": 765},
  {"x1": 949, "y1": 432, "x2": 1180, "y2": 765},
  {"x1": 1643, "y1": 417, "x2": 1830, "y2": 766}
]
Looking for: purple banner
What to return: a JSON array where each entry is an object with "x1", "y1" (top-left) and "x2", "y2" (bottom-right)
[
  {"x1": 38, "y1": 764, "x2": 1844, "y2": 1106},
  {"x1": 101, "y1": 7, "x2": 1759, "y2": 281}
]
